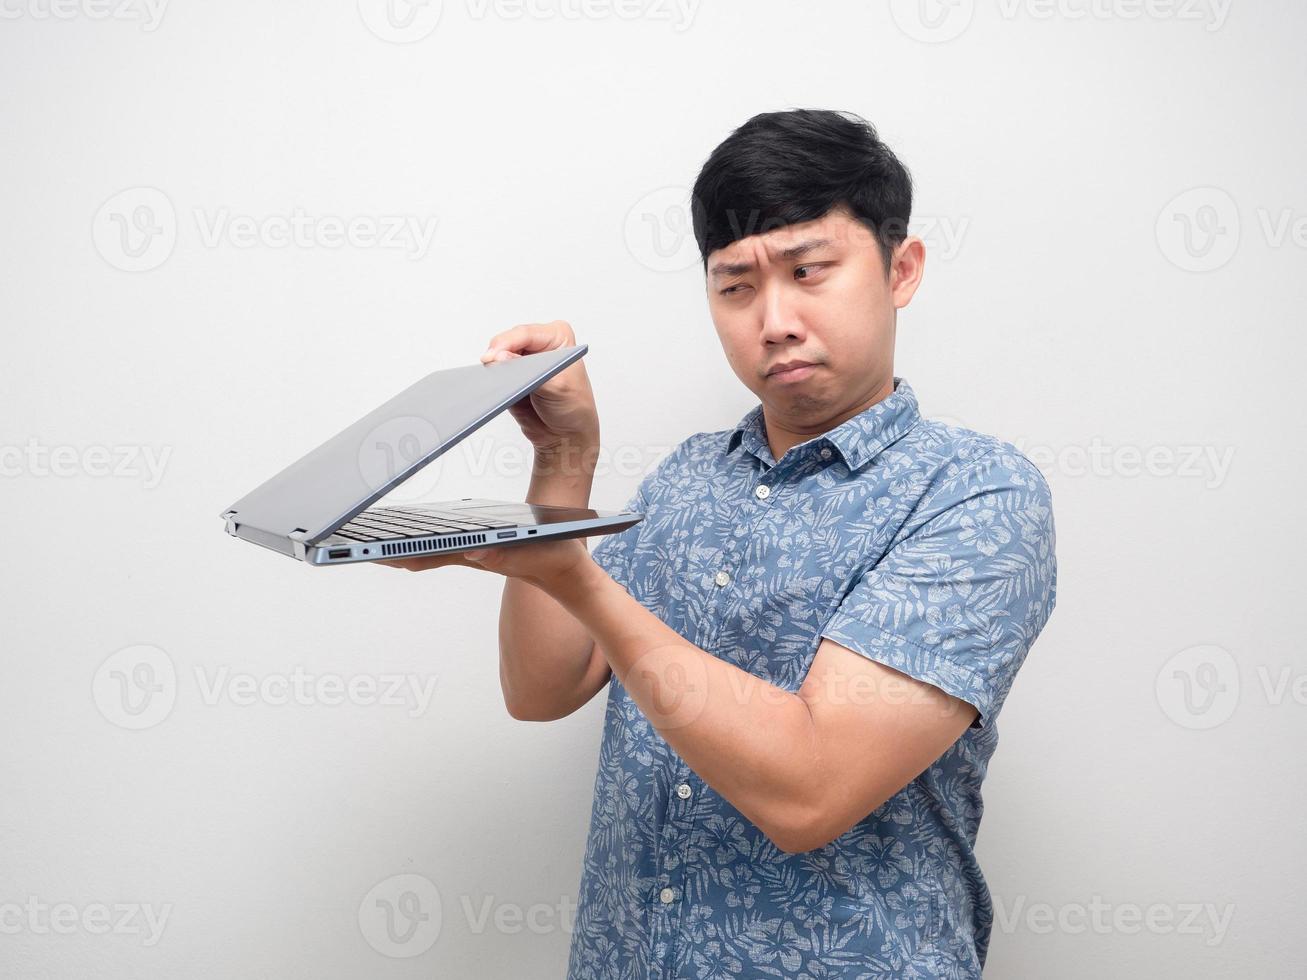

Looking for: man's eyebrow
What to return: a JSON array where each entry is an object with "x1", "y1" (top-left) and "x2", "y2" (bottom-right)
[
  {"x1": 708, "y1": 238, "x2": 836, "y2": 279},
  {"x1": 709, "y1": 259, "x2": 754, "y2": 279},
  {"x1": 778, "y1": 237, "x2": 834, "y2": 260}
]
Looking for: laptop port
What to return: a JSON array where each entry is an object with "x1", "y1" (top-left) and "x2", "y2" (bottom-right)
[
  {"x1": 328, "y1": 548, "x2": 351, "y2": 559},
  {"x1": 496, "y1": 531, "x2": 516, "y2": 539}
]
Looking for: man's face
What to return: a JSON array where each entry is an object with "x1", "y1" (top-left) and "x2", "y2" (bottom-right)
[{"x1": 704, "y1": 206, "x2": 924, "y2": 434}]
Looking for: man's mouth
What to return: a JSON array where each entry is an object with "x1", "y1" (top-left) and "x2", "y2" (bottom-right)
[{"x1": 767, "y1": 360, "x2": 818, "y2": 381}]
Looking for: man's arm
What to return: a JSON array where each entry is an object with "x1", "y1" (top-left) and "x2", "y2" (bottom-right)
[
  {"x1": 538, "y1": 449, "x2": 1055, "y2": 852},
  {"x1": 547, "y1": 560, "x2": 976, "y2": 853},
  {"x1": 497, "y1": 442, "x2": 612, "y2": 722}
]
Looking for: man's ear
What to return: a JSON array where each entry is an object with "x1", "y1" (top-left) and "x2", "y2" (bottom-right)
[{"x1": 890, "y1": 236, "x2": 926, "y2": 309}]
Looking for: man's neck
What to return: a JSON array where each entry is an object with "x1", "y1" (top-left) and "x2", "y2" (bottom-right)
[{"x1": 764, "y1": 375, "x2": 896, "y2": 463}]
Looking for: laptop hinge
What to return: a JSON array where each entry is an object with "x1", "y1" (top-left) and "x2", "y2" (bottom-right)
[
  {"x1": 287, "y1": 529, "x2": 312, "y2": 561},
  {"x1": 222, "y1": 510, "x2": 240, "y2": 536}
]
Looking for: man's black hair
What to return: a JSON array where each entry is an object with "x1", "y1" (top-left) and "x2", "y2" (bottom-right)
[{"x1": 690, "y1": 108, "x2": 914, "y2": 275}]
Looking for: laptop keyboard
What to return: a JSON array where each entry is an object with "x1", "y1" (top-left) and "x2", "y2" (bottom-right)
[{"x1": 331, "y1": 506, "x2": 519, "y2": 543}]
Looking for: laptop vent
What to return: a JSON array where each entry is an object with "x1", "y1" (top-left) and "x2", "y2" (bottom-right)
[{"x1": 380, "y1": 533, "x2": 487, "y2": 557}]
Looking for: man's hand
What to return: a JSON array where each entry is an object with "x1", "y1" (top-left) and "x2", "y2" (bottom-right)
[
  {"x1": 379, "y1": 536, "x2": 593, "y2": 595},
  {"x1": 480, "y1": 320, "x2": 600, "y2": 468}
]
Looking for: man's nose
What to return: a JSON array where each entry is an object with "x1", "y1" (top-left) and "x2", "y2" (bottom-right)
[{"x1": 759, "y1": 280, "x2": 806, "y2": 344}]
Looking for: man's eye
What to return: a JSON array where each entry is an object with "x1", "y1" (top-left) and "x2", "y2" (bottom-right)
[
  {"x1": 721, "y1": 283, "x2": 749, "y2": 295},
  {"x1": 794, "y1": 264, "x2": 825, "y2": 280}
]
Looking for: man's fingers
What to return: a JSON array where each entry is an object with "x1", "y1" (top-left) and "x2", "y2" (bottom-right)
[
  {"x1": 480, "y1": 321, "x2": 575, "y2": 361},
  {"x1": 377, "y1": 554, "x2": 475, "y2": 572}
]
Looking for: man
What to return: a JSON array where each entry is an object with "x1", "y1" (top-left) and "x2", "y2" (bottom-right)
[{"x1": 387, "y1": 109, "x2": 1057, "y2": 978}]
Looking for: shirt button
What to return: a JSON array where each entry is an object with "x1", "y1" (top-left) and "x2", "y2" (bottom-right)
[
  {"x1": 675, "y1": 783, "x2": 692, "y2": 800},
  {"x1": 713, "y1": 570, "x2": 731, "y2": 587},
  {"x1": 755, "y1": 484, "x2": 770, "y2": 499},
  {"x1": 659, "y1": 887, "x2": 676, "y2": 904},
  {"x1": 819, "y1": 447, "x2": 832, "y2": 460}
]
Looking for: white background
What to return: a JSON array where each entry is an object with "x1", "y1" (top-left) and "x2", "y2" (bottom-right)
[{"x1": 1, "y1": 1, "x2": 1303, "y2": 977}]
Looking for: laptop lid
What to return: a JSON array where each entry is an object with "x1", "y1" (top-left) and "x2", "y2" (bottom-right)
[{"x1": 219, "y1": 344, "x2": 588, "y2": 545}]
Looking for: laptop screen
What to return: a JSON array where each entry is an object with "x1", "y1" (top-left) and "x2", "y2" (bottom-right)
[{"x1": 219, "y1": 344, "x2": 588, "y2": 543}]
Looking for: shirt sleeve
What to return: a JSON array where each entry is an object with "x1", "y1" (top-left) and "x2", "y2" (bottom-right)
[
  {"x1": 588, "y1": 445, "x2": 678, "y2": 588},
  {"x1": 588, "y1": 484, "x2": 646, "y2": 587},
  {"x1": 818, "y1": 448, "x2": 1057, "y2": 727}
]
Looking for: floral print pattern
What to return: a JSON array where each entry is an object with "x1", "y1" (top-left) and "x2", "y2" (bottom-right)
[{"x1": 567, "y1": 379, "x2": 1057, "y2": 979}]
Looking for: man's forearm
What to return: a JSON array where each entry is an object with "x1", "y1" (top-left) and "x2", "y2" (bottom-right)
[
  {"x1": 546, "y1": 555, "x2": 820, "y2": 846},
  {"x1": 498, "y1": 444, "x2": 609, "y2": 720},
  {"x1": 498, "y1": 578, "x2": 606, "y2": 720}
]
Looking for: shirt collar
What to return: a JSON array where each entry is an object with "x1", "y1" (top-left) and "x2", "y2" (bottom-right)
[{"x1": 725, "y1": 377, "x2": 920, "y2": 471}]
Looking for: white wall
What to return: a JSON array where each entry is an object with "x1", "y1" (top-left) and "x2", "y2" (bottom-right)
[{"x1": 1, "y1": 1, "x2": 1302, "y2": 976}]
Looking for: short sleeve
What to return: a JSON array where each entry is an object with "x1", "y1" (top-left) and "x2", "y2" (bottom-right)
[
  {"x1": 588, "y1": 443, "x2": 680, "y2": 588},
  {"x1": 588, "y1": 482, "x2": 648, "y2": 587},
  {"x1": 819, "y1": 449, "x2": 1057, "y2": 727}
]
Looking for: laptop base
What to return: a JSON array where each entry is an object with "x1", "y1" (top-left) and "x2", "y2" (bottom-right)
[{"x1": 304, "y1": 498, "x2": 639, "y2": 566}]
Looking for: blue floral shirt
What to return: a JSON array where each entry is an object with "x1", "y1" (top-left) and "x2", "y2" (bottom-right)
[{"x1": 568, "y1": 378, "x2": 1057, "y2": 979}]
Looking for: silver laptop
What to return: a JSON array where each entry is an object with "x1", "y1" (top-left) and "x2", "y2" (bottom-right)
[{"x1": 219, "y1": 344, "x2": 642, "y2": 566}]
